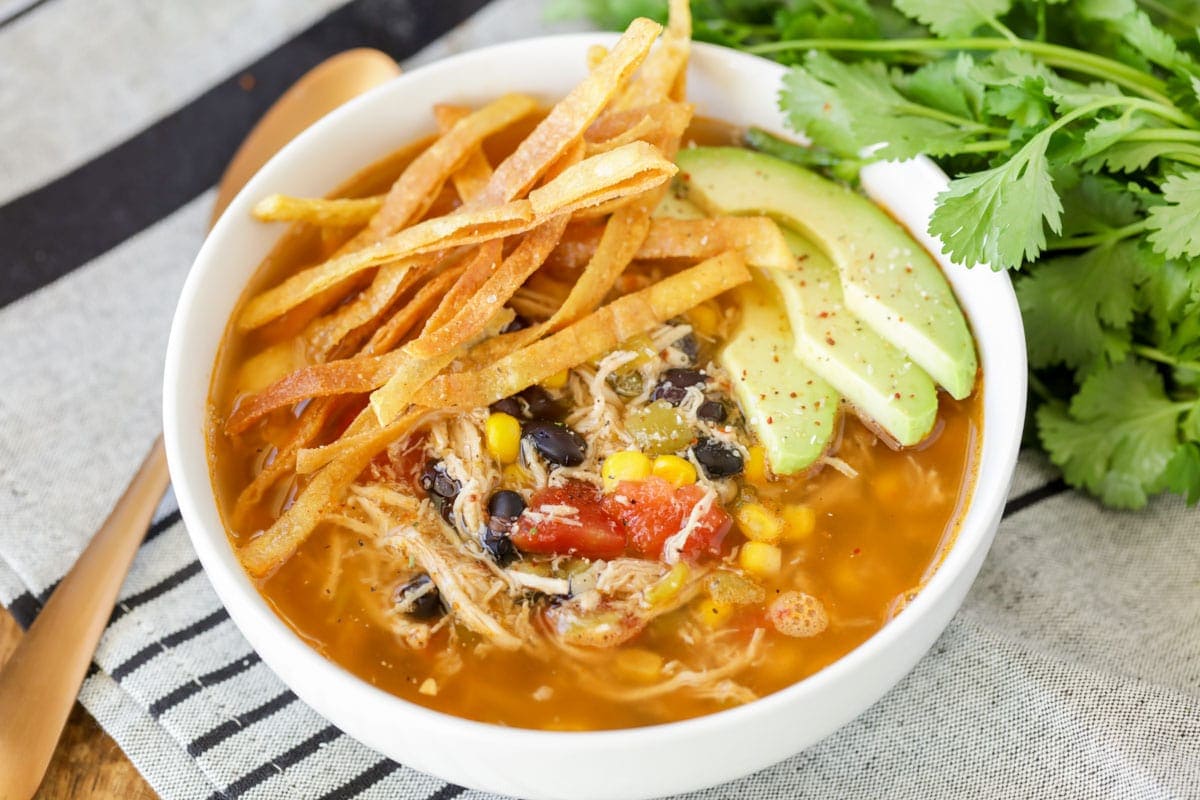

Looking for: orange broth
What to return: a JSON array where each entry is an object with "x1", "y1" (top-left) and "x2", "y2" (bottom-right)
[{"x1": 208, "y1": 117, "x2": 982, "y2": 730}]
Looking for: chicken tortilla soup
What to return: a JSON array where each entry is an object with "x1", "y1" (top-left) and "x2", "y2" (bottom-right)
[{"x1": 208, "y1": 4, "x2": 981, "y2": 730}]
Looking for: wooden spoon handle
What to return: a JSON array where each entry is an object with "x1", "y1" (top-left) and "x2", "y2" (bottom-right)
[{"x1": 0, "y1": 436, "x2": 169, "y2": 800}]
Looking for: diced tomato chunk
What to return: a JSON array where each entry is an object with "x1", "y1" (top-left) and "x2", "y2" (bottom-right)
[
  {"x1": 603, "y1": 477, "x2": 731, "y2": 561},
  {"x1": 512, "y1": 482, "x2": 625, "y2": 560}
]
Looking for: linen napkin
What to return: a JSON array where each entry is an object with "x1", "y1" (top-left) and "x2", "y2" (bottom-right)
[{"x1": 0, "y1": 0, "x2": 1196, "y2": 797}]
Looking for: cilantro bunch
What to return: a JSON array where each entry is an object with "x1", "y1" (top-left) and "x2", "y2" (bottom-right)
[{"x1": 551, "y1": 0, "x2": 1200, "y2": 510}]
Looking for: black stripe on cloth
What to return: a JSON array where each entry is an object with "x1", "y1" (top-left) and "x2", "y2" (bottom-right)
[
  {"x1": 425, "y1": 784, "x2": 467, "y2": 800},
  {"x1": 207, "y1": 724, "x2": 341, "y2": 800},
  {"x1": 1003, "y1": 478, "x2": 1069, "y2": 518},
  {"x1": 0, "y1": 0, "x2": 490, "y2": 309},
  {"x1": 145, "y1": 507, "x2": 183, "y2": 542},
  {"x1": 110, "y1": 559, "x2": 203, "y2": 624},
  {"x1": 188, "y1": 690, "x2": 299, "y2": 758},
  {"x1": 315, "y1": 758, "x2": 402, "y2": 800},
  {"x1": 110, "y1": 607, "x2": 229, "y2": 680},
  {"x1": 148, "y1": 652, "x2": 263, "y2": 718},
  {"x1": 6, "y1": 590, "x2": 40, "y2": 629},
  {"x1": 0, "y1": 0, "x2": 51, "y2": 29}
]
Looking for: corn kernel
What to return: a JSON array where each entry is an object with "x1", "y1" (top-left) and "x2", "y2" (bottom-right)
[
  {"x1": 781, "y1": 504, "x2": 816, "y2": 542},
  {"x1": 613, "y1": 648, "x2": 664, "y2": 682},
  {"x1": 601, "y1": 450, "x2": 652, "y2": 492},
  {"x1": 736, "y1": 503, "x2": 783, "y2": 543},
  {"x1": 688, "y1": 302, "x2": 722, "y2": 339},
  {"x1": 485, "y1": 412, "x2": 522, "y2": 464},
  {"x1": 739, "y1": 541, "x2": 782, "y2": 577},
  {"x1": 542, "y1": 369, "x2": 569, "y2": 390},
  {"x1": 695, "y1": 599, "x2": 735, "y2": 628},
  {"x1": 502, "y1": 463, "x2": 529, "y2": 487},
  {"x1": 744, "y1": 445, "x2": 769, "y2": 484},
  {"x1": 651, "y1": 454, "x2": 697, "y2": 487},
  {"x1": 644, "y1": 562, "x2": 690, "y2": 606}
]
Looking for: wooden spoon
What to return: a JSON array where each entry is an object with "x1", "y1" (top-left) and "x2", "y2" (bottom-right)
[{"x1": 0, "y1": 48, "x2": 400, "y2": 800}]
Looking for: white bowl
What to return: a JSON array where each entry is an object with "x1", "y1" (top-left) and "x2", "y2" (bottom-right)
[{"x1": 164, "y1": 34, "x2": 1025, "y2": 800}]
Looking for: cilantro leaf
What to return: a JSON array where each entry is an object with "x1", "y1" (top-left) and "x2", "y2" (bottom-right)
[
  {"x1": 1037, "y1": 358, "x2": 1185, "y2": 508},
  {"x1": 779, "y1": 53, "x2": 981, "y2": 160},
  {"x1": 929, "y1": 130, "x2": 1062, "y2": 269},
  {"x1": 893, "y1": 0, "x2": 1011, "y2": 38},
  {"x1": 1159, "y1": 442, "x2": 1200, "y2": 505},
  {"x1": 1017, "y1": 241, "x2": 1143, "y2": 369},
  {"x1": 1146, "y1": 170, "x2": 1200, "y2": 260}
]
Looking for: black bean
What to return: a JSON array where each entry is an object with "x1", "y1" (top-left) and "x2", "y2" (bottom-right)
[
  {"x1": 394, "y1": 574, "x2": 442, "y2": 619},
  {"x1": 691, "y1": 437, "x2": 744, "y2": 478},
  {"x1": 481, "y1": 524, "x2": 517, "y2": 566},
  {"x1": 672, "y1": 333, "x2": 700, "y2": 365},
  {"x1": 488, "y1": 490, "x2": 526, "y2": 519},
  {"x1": 490, "y1": 397, "x2": 524, "y2": 418},
  {"x1": 519, "y1": 385, "x2": 565, "y2": 420},
  {"x1": 501, "y1": 313, "x2": 530, "y2": 333},
  {"x1": 523, "y1": 421, "x2": 587, "y2": 467},
  {"x1": 651, "y1": 368, "x2": 707, "y2": 405},
  {"x1": 697, "y1": 399, "x2": 728, "y2": 423},
  {"x1": 419, "y1": 461, "x2": 460, "y2": 499}
]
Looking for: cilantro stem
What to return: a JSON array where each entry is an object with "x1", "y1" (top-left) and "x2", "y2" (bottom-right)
[
  {"x1": 1132, "y1": 346, "x2": 1200, "y2": 375},
  {"x1": 1044, "y1": 220, "x2": 1149, "y2": 251},
  {"x1": 747, "y1": 37, "x2": 1174, "y2": 106},
  {"x1": 1122, "y1": 129, "x2": 1200, "y2": 144},
  {"x1": 953, "y1": 139, "x2": 1012, "y2": 154},
  {"x1": 895, "y1": 102, "x2": 1005, "y2": 134}
]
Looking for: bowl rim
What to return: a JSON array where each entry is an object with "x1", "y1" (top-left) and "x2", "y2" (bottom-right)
[{"x1": 164, "y1": 32, "x2": 1026, "y2": 751}]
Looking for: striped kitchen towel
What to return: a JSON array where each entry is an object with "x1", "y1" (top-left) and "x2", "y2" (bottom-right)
[{"x1": 0, "y1": 0, "x2": 1197, "y2": 798}]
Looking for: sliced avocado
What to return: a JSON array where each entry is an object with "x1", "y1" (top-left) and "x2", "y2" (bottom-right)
[
  {"x1": 718, "y1": 272, "x2": 840, "y2": 474},
  {"x1": 771, "y1": 231, "x2": 937, "y2": 446},
  {"x1": 675, "y1": 147, "x2": 977, "y2": 399},
  {"x1": 653, "y1": 190, "x2": 706, "y2": 219}
]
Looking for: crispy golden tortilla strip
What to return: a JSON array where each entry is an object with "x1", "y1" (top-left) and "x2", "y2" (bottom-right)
[
  {"x1": 239, "y1": 408, "x2": 430, "y2": 577},
  {"x1": 616, "y1": 0, "x2": 691, "y2": 110},
  {"x1": 369, "y1": 309, "x2": 515, "y2": 426},
  {"x1": 225, "y1": 267, "x2": 466, "y2": 435},
  {"x1": 584, "y1": 102, "x2": 691, "y2": 154},
  {"x1": 417, "y1": 251, "x2": 750, "y2": 409},
  {"x1": 527, "y1": 140, "x2": 677, "y2": 219},
  {"x1": 407, "y1": 214, "x2": 570, "y2": 358},
  {"x1": 253, "y1": 194, "x2": 384, "y2": 227},
  {"x1": 550, "y1": 216, "x2": 794, "y2": 271},
  {"x1": 304, "y1": 110, "x2": 498, "y2": 360},
  {"x1": 469, "y1": 17, "x2": 662, "y2": 207},
  {"x1": 433, "y1": 104, "x2": 494, "y2": 202},
  {"x1": 424, "y1": 240, "x2": 504, "y2": 333},
  {"x1": 366, "y1": 93, "x2": 537, "y2": 238},
  {"x1": 238, "y1": 201, "x2": 534, "y2": 330}
]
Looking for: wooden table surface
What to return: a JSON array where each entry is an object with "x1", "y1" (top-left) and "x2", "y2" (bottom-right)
[{"x1": 0, "y1": 608, "x2": 156, "y2": 800}]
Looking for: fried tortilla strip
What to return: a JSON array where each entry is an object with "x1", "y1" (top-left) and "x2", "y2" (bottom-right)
[
  {"x1": 407, "y1": 215, "x2": 570, "y2": 359},
  {"x1": 424, "y1": 240, "x2": 503, "y2": 333},
  {"x1": 239, "y1": 408, "x2": 429, "y2": 577},
  {"x1": 238, "y1": 201, "x2": 533, "y2": 330},
  {"x1": 616, "y1": 0, "x2": 691, "y2": 110},
  {"x1": 368, "y1": 308, "x2": 515, "y2": 427},
  {"x1": 417, "y1": 251, "x2": 750, "y2": 409},
  {"x1": 552, "y1": 216, "x2": 794, "y2": 272},
  {"x1": 584, "y1": 102, "x2": 691, "y2": 156},
  {"x1": 527, "y1": 141, "x2": 677, "y2": 219},
  {"x1": 298, "y1": 99, "x2": 521, "y2": 357},
  {"x1": 225, "y1": 267, "x2": 465, "y2": 435},
  {"x1": 253, "y1": 194, "x2": 384, "y2": 227},
  {"x1": 468, "y1": 17, "x2": 662, "y2": 207},
  {"x1": 433, "y1": 104, "x2": 494, "y2": 202},
  {"x1": 366, "y1": 93, "x2": 538, "y2": 239}
]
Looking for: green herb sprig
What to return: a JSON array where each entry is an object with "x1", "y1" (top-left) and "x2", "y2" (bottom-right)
[{"x1": 551, "y1": 0, "x2": 1200, "y2": 509}]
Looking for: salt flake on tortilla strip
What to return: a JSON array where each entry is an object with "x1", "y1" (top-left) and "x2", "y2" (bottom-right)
[
  {"x1": 238, "y1": 201, "x2": 534, "y2": 330},
  {"x1": 253, "y1": 194, "x2": 384, "y2": 227},
  {"x1": 416, "y1": 251, "x2": 750, "y2": 410}
]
